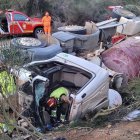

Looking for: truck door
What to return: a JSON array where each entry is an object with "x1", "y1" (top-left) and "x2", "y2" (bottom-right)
[
  {"x1": 5, "y1": 13, "x2": 12, "y2": 34},
  {"x1": 11, "y1": 13, "x2": 33, "y2": 34},
  {"x1": 80, "y1": 79, "x2": 109, "y2": 116}
]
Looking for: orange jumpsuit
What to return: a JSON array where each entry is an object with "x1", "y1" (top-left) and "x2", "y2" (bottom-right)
[{"x1": 42, "y1": 16, "x2": 51, "y2": 34}]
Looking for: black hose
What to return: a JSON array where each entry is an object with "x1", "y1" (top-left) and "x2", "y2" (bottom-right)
[{"x1": 99, "y1": 29, "x2": 109, "y2": 50}]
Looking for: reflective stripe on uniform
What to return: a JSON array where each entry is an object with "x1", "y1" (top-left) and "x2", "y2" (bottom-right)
[{"x1": 50, "y1": 87, "x2": 69, "y2": 99}]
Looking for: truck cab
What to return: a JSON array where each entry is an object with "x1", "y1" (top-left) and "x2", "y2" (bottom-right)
[
  {"x1": 14, "y1": 53, "x2": 109, "y2": 121},
  {"x1": 0, "y1": 10, "x2": 43, "y2": 37}
]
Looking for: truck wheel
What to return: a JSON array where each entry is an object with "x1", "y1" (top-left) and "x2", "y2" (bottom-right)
[
  {"x1": 11, "y1": 37, "x2": 47, "y2": 49},
  {"x1": 70, "y1": 29, "x2": 86, "y2": 35},
  {"x1": 112, "y1": 8, "x2": 136, "y2": 21},
  {"x1": 112, "y1": 74, "x2": 126, "y2": 90},
  {"x1": 34, "y1": 27, "x2": 44, "y2": 38}
]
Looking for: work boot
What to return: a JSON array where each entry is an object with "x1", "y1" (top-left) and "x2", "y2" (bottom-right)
[{"x1": 44, "y1": 124, "x2": 53, "y2": 131}]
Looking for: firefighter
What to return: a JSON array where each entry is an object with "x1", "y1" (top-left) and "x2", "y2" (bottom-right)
[
  {"x1": 42, "y1": 11, "x2": 51, "y2": 35},
  {"x1": 47, "y1": 87, "x2": 71, "y2": 123}
]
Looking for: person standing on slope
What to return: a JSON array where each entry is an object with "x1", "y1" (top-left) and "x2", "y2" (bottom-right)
[{"x1": 42, "y1": 11, "x2": 51, "y2": 35}]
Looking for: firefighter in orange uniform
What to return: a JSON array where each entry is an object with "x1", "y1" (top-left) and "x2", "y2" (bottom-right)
[{"x1": 42, "y1": 11, "x2": 51, "y2": 35}]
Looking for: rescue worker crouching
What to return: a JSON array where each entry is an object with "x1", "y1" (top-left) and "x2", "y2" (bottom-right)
[{"x1": 46, "y1": 87, "x2": 71, "y2": 124}]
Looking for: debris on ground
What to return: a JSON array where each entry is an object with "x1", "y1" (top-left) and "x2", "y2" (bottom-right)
[
  {"x1": 108, "y1": 89, "x2": 122, "y2": 109},
  {"x1": 102, "y1": 37, "x2": 140, "y2": 80},
  {"x1": 51, "y1": 121, "x2": 140, "y2": 140},
  {"x1": 123, "y1": 110, "x2": 140, "y2": 121}
]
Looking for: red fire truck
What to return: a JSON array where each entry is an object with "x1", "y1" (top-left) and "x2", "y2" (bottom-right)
[{"x1": 0, "y1": 9, "x2": 44, "y2": 37}]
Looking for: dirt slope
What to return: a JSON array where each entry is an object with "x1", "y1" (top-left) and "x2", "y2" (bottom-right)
[{"x1": 52, "y1": 121, "x2": 140, "y2": 140}]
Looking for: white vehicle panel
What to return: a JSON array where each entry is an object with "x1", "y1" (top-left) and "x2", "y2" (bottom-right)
[{"x1": 18, "y1": 53, "x2": 110, "y2": 121}]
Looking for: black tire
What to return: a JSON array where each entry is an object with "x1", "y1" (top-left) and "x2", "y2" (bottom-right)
[
  {"x1": 69, "y1": 29, "x2": 86, "y2": 35},
  {"x1": 34, "y1": 27, "x2": 44, "y2": 38},
  {"x1": 112, "y1": 8, "x2": 136, "y2": 21},
  {"x1": 112, "y1": 74, "x2": 126, "y2": 90},
  {"x1": 58, "y1": 26, "x2": 86, "y2": 35},
  {"x1": 11, "y1": 37, "x2": 47, "y2": 49}
]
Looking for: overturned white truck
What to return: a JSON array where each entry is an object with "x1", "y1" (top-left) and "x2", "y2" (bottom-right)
[{"x1": 15, "y1": 53, "x2": 111, "y2": 123}]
